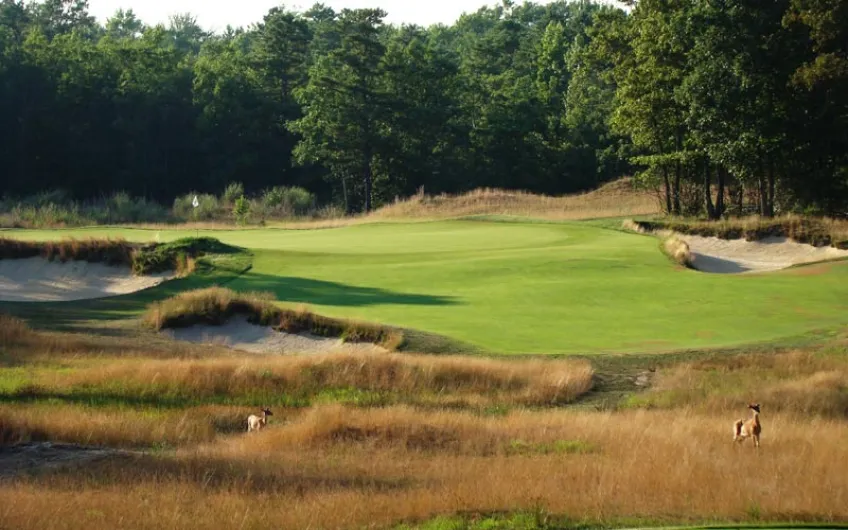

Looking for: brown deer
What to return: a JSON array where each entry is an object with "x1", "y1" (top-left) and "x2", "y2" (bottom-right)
[
  {"x1": 733, "y1": 403, "x2": 761, "y2": 448},
  {"x1": 247, "y1": 407, "x2": 273, "y2": 432}
]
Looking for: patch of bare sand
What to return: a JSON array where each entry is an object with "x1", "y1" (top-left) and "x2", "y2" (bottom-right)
[
  {"x1": 0, "y1": 257, "x2": 173, "y2": 302},
  {"x1": 680, "y1": 235, "x2": 848, "y2": 274},
  {"x1": 163, "y1": 316, "x2": 387, "y2": 355}
]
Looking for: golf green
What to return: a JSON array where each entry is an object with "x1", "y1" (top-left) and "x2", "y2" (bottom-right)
[{"x1": 4, "y1": 220, "x2": 847, "y2": 354}]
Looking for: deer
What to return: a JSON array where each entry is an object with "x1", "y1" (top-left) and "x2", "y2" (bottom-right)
[
  {"x1": 247, "y1": 407, "x2": 273, "y2": 433},
  {"x1": 733, "y1": 403, "x2": 761, "y2": 448}
]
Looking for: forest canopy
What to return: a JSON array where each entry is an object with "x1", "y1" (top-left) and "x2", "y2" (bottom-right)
[{"x1": 1, "y1": 0, "x2": 846, "y2": 216}]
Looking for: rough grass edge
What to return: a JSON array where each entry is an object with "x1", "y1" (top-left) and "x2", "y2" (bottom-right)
[
  {"x1": 626, "y1": 217, "x2": 848, "y2": 249},
  {"x1": 143, "y1": 287, "x2": 405, "y2": 350},
  {"x1": 0, "y1": 236, "x2": 233, "y2": 276}
]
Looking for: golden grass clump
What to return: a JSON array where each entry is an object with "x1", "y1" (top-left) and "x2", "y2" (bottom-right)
[
  {"x1": 662, "y1": 235, "x2": 693, "y2": 268},
  {"x1": 143, "y1": 287, "x2": 404, "y2": 348},
  {"x1": 371, "y1": 178, "x2": 659, "y2": 221}
]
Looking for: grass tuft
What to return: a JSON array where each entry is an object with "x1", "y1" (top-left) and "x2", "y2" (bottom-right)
[{"x1": 662, "y1": 235, "x2": 694, "y2": 268}]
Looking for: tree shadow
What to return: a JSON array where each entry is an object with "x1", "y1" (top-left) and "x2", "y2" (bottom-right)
[
  {"x1": 233, "y1": 272, "x2": 460, "y2": 308},
  {"x1": 0, "y1": 272, "x2": 459, "y2": 334}
]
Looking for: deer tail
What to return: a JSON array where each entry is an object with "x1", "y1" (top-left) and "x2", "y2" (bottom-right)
[{"x1": 733, "y1": 419, "x2": 744, "y2": 438}]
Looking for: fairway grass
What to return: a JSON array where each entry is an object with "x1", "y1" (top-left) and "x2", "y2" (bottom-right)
[{"x1": 3, "y1": 220, "x2": 847, "y2": 354}]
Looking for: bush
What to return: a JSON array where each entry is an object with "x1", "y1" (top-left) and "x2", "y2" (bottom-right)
[
  {"x1": 261, "y1": 186, "x2": 316, "y2": 217},
  {"x1": 222, "y1": 182, "x2": 244, "y2": 205},
  {"x1": 233, "y1": 196, "x2": 250, "y2": 225},
  {"x1": 173, "y1": 193, "x2": 221, "y2": 221}
]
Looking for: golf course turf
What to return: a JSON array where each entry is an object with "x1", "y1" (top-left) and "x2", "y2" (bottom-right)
[{"x1": 4, "y1": 219, "x2": 847, "y2": 354}]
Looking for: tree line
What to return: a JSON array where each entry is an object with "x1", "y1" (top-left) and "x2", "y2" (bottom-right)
[{"x1": 1, "y1": 0, "x2": 845, "y2": 216}]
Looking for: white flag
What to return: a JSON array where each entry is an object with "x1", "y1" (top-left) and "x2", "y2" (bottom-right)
[{"x1": 192, "y1": 195, "x2": 199, "y2": 208}]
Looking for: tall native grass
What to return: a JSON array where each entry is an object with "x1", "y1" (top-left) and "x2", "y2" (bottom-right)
[
  {"x1": 372, "y1": 178, "x2": 659, "y2": 221},
  {"x1": 1, "y1": 407, "x2": 846, "y2": 529}
]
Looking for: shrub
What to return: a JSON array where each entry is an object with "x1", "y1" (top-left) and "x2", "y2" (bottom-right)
[
  {"x1": 222, "y1": 182, "x2": 245, "y2": 205},
  {"x1": 233, "y1": 196, "x2": 250, "y2": 225},
  {"x1": 173, "y1": 193, "x2": 221, "y2": 221},
  {"x1": 262, "y1": 186, "x2": 315, "y2": 217}
]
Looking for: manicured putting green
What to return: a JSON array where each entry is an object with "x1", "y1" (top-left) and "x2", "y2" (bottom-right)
[{"x1": 5, "y1": 221, "x2": 848, "y2": 354}]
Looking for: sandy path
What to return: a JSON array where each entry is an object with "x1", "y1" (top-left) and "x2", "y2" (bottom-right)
[
  {"x1": 0, "y1": 257, "x2": 173, "y2": 302},
  {"x1": 680, "y1": 235, "x2": 848, "y2": 274},
  {"x1": 163, "y1": 316, "x2": 387, "y2": 355}
]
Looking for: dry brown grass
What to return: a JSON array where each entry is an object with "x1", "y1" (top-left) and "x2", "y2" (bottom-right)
[
  {"x1": 143, "y1": 287, "x2": 405, "y2": 348},
  {"x1": 662, "y1": 235, "x2": 693, "y2": 268},
  {"x1": 630, "y1": 348, "x2": 848, "y2": 418},
  {"x1": 117, "y1": 179, "x2": 659, "y2": 230},
  {"x1": 29, "y1": 353, "x2": 592, "y2": 408},
  {"x1": 1, "y1": 407, "x2": 846, "y2": 529},
  {"x1": 0, "y1": 403, "x2": 221, "y2": 447},
  {"x1": 631, "y1": 215, "x2": 848, "y2": 248},
  {"x1": 0, "y1": 237, "x2": 135, "y2": 265},
  {"x1": 371, "y1": 178, "x2": 659, "y2": 221}
]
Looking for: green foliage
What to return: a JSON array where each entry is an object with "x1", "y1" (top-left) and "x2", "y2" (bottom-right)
[
  {"x1": 222, "y1": 182, "x2": 244, "y2": 204},
  {"x1": 131, "y1": 237, "x2": 237, "y2": 275},
  {"x1": 0, "y1": 0, "x2": 846, "y2": 216},
  {"x1": 261, "y1": 186, "x2": 315, "y2": 216},
  {"x1": 173, "y1": 193, "x2": 220, "y2": 221},
  {"x1": 233, "y1": 195, "x2": 250, "y2": 225}
]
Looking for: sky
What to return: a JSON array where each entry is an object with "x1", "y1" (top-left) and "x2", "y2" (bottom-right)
[{"x1": 86, "y1": 1, "x2": 549, "y2": 32}]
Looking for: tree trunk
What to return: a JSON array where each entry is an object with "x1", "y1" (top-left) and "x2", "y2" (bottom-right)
[
  {"x1": 766, "y1": 155, "x2": 775, "y2": 217},
  {"x1": 704, "y1": 159, "x2": 715, "y2": 219},
  {"x1": 662, "y1": 166, "x2": 672, "y2": 214},
  {"x1": 715, "y1": 166, "x2": 726, "y2": 218},
  {"x1": 673, "y1": 160, "x2": 682, "y2": 215},
  {"x1": 363, "y1": 150, "x2": 373, "y2": 213},
  {"x1": 341, "y1": 176, "x2": 349, "y2": 214}
]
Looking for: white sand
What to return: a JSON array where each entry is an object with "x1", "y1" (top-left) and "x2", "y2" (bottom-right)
[
  {"x1": 0, "y1": 257, "x2": 174, "y2": 302},
  {"x1": 163, "y1": 316, "x2": 387, "y2": 355},
  {"x1": 680, "y1": 235, "x2": 848, "y2": 274}
]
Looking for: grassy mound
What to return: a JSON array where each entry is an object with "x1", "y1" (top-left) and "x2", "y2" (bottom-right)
[
  {"x1": 630, "y1": 216, "x2": 848, "y2": 248},
  {"x1": 144, "y1": 287, "x2": 404, "y2": 348},
  {"x1": 0, "y1": 236, "x2": 237, "y2": 276},
  {"x1": 372, "y1": 177, "x2": 659, "y2": 221}
]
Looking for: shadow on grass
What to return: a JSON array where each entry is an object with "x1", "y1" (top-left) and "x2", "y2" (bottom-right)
[{"x1": 232, "y1": 272, "x2": 460, "y2": 308}]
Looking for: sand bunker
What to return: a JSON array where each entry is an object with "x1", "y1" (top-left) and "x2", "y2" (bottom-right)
[
  {"x1": 0, "y1": 257, "x2": 173, "y2": 302},
  {"x1": 163, "y1": 316, "x2": 387, "y2": 355},
  {"x1": 680, "y1": 235, "x2": 848, "y2": 274}
]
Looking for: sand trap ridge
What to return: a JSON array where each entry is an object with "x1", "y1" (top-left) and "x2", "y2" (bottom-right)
[
  {"x1": 680, "y1": 235, "x2": 848, "y2": 274},
  {"x1": 163, "y1": 316, "x2": 387, "y2": 355},
  {"x1": 0, "y1": 257, "x2": 174, "y2": 302}
]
